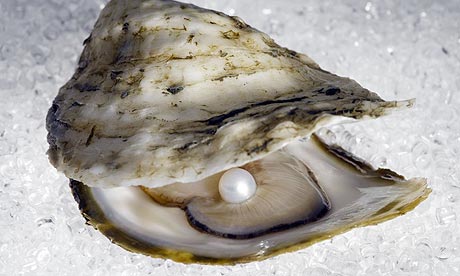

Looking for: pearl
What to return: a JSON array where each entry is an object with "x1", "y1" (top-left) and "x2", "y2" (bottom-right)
[{"x1": 218, "y1": 168, "x2": 257, "y2": 204}]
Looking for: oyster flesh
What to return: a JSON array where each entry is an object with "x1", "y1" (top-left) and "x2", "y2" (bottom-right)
[{"x1": 47, "y1": 0, "x2": 430, "y2": 264}]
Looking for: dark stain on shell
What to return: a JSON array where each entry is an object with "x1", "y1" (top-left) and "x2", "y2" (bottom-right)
[
  {"x1": 122, "y1": 22, "x2": 130, "y2": 32},
  {"x1": 71, "y1": 101, "x2": 85, "y2": 107},
  {"x1": 324, "y1": 87, "x2": 341, "y2": 96},
  {"x1": 110, "y1": 70, "x2": 123, "y2": 80},
  {"x1": 186, "y1": 34, "x2": 195, "y2": 43},
  {"x1": 74, "y1": 83, "x2": 100, "y2": 92},
  {"x1": 85, "y1": 126, "x2": 96, "y2": 146},
  {"x1": 177, "y1": 141, "x2": 199, "y2": 152},
  {"x1": 120, "y1": 91, "x2": 130, "y2": 99},
  {"x1": 45, "y1": 102, "x2": 71, "y2": 166},
  {"x1": 247, "y1": 138, "x2": 274, "y2": 155},
  {"x1": 204, "y1": 94, "x2": 310, "y2": 126},
  {"x1": 222, "y1": 30, "x2": 240, "y2": 40},
  {"x1": 212, "y1": 74, "x2": 239, "y2": 82},
  {"x1": 166, "y1": 86, "x2": 184, "y2": 95},
  {"x1": 231, "y1": 16, "x2": 249, "y2": 29}
]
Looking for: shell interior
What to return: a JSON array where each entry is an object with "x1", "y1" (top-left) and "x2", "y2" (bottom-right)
[{"x1": 71, "y1": 136, "x2": 429, "y2": 264}]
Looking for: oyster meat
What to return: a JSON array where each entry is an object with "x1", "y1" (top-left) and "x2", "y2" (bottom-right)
[{"x1": 47, "y1": 0, "x2": 430, "y2": 264}]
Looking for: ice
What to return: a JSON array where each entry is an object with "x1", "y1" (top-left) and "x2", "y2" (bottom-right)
[
  {"x1": 436, "y1": 207, "x2": 457, "y2": 225},
  {"x1": 1, "y1": 0, "x2": 460, "y2": 275}
]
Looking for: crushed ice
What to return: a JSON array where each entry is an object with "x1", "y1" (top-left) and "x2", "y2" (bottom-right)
[{"x1": 1, "y1": 0, "x2": 459, "y2": 275}]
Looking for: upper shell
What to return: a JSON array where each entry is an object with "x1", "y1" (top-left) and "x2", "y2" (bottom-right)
[{"x1": 46, "y1": 0, "x2": 410, "y2": 188}]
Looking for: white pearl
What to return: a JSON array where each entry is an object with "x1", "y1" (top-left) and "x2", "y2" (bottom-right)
[{"x1": 218, "y1": 168, "x2": 257, "y2": 204}]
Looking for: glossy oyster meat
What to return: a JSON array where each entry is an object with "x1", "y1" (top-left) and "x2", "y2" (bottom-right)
[{"x1": 47, "y1": 0, "x2": 430, "y2": 264}]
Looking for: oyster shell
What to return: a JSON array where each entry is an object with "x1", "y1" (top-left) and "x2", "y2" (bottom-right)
[
  {"x1": 46, "y1": 0, "x2": 411, "y2": 189},
  {"x1": 46, "y1": 0, "x2": 429, "y2": 264},
  {"x1": 69, "y1": 135, "x2": 429, "y2": 264}
]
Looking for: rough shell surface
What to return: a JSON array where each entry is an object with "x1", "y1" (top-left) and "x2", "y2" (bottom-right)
[{"x1": 46, "y1": 0, "x2": 410, "y2": 188}]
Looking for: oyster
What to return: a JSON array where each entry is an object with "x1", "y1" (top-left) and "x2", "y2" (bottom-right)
[{"x1": 47, "y1": 0, "x2": 430, "y2": 264}]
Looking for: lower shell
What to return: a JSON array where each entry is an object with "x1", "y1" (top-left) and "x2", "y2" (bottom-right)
[{"x1": 70, "y1": 136, "x2": 430, "y2": 264}]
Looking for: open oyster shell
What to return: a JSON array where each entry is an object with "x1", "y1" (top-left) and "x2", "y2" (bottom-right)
[
  {"x1": 70, "y1": 135, "x2": 429, "y2": 264},
  {"x1": 46, "y1": 0, "x2": 429, "y2": 264}
]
